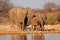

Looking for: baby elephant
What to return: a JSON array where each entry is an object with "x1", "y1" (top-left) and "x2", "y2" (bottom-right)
[{"x1": 30, "y1": 13, "x2": 47, "y2": 31}]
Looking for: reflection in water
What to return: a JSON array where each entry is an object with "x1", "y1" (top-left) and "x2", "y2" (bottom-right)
[
  {"x1": 26, "y1": 34, "x2": 33, "y2": 40},
  {"x1": 0, "y1": 34, "x2": 60, "y2": 40},
  {"x1": 0, "y1": 35, "x2": 11, "y2": 40},
  {"x1": 44, "y1": 33, "x2": 60, "y2": 40}
]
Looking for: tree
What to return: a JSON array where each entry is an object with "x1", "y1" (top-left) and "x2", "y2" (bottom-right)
[
  {"x1": 44, "y1": 2, "x2": 56, "y2": 12},
  {"x1": 0, "y1": 0, "x2": 13, "y2": 17}
]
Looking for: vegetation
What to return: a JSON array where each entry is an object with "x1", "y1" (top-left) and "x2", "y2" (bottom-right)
[{"x1": 0, "y1": 0, "x2": 13, "y2": 17}]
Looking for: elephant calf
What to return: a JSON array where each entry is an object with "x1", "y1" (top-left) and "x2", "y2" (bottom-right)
[{"x1": 30, "y1": 13, "x2": 47, "y2": 31}]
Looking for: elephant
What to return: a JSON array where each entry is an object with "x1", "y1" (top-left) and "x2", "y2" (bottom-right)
[
  {"x1": 9, "y1": 7, "x2": 28, "y2": 30},
  {"x1": 9, "y1": 7, "x2": 28, "y2": 40},
  {"x1": 30, "y1": 13, "x2": 47, "y2": 31}
]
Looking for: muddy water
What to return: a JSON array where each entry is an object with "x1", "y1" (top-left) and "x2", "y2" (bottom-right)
[{"x1": 0, "y1": 33, "x2": 60, "y2": 40}]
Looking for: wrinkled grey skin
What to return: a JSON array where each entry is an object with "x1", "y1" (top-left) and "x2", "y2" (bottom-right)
[
  {"x1": 37, "y1": 13, "x2": 47, "y2": 31},
  {"x1": 9, "y1": 8, "x2": 28, "y2": 40},
  {"x1": 30, "y1": 13, "x2": 47, "y2": 31},
  {"x1": 9, "y1": 8, "x2": 28, "y2": 30}
]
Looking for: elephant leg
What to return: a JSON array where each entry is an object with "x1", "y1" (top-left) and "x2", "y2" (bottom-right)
[
  {"x1": 24, "y1": 19, "x2": 28, "y2": 30},
  {"x1": 29, "y1": 25, "x2": 33, "y2": 31},
  {"x1": 10, "y1": 18, "x2": 15, "y2": 29},
  {"x1": 15, "y1": 19, "x2": 21, "y2": 30},
  {"x1": 20, "y1": 22, "x2": 24, "y2": 30},
  {"x1": 36, "y1": 25, "x2": 38, "y2": 31},
  {"x1": 36, "y1": 25, "x2": 40, "y2": 31},
  {"x1": 11, "y1": 22, "x2": 15, "y2": 29},
  {"x1": 23, "y1": 22, "x2": 26, "y2": 30},
  {"x1": 30, "y1": 25, "x2": 32, "y2": 31},
  {"x1": 37, "y1": 26, "x2": 41, "y2": 31},
  {"x1": 33, "y1": 25, "x2": 36, "y2": 31},
  {"x1": 40, "y1": 22, "x2": 44, "y2": 31}
]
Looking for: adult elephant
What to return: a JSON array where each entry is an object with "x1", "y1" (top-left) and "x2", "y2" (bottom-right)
[
  {"x1": 30, "y1": 13, "x2": 47, "y2": 31},
  {"x1": 9, "y1": 8, "x2": 28, "y2": 40},
  {"x1": 9, "y1": 7, "x2": 28, "y2": 30}
]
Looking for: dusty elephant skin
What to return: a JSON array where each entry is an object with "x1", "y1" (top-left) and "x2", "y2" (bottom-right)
[
  {"x1": 9, "y1": 7, "x2": 28, "y2": 30},
  {"x1": 30, "y1": 13, "x2": 47, "y2": 31},
  {"x1": 9, "y1": 7, "x2": 28, "y2": 40}
]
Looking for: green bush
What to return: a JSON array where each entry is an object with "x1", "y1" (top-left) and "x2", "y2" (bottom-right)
[
  {"x1": 45, "y1": 12, "x2": 58, "y2": 25},
  {"x1": 45, "y1": 15, "x2": 54, "y2": 25}
]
